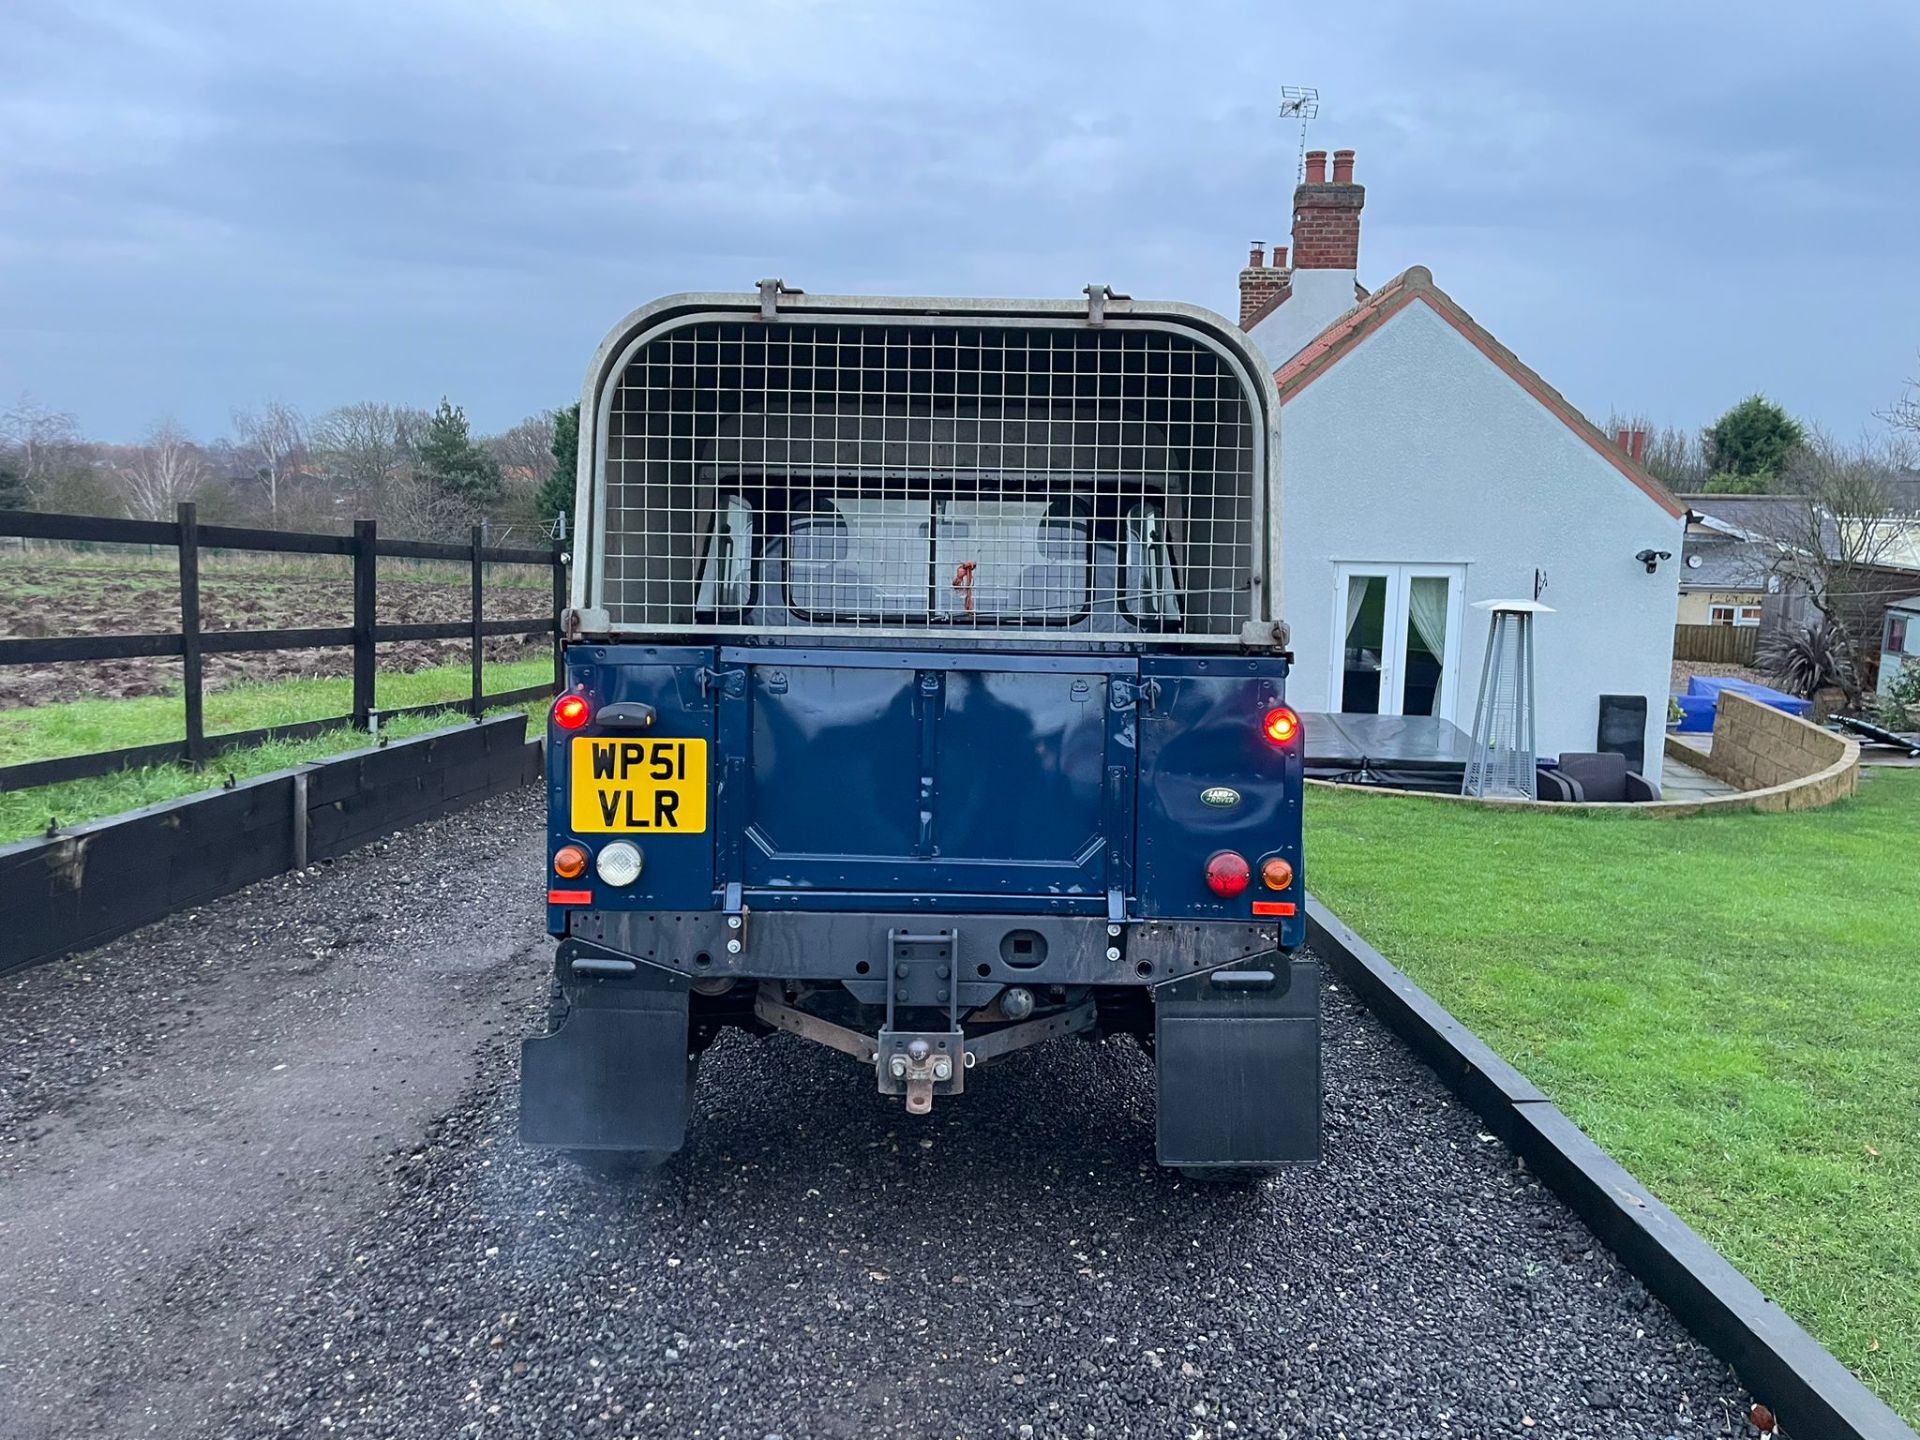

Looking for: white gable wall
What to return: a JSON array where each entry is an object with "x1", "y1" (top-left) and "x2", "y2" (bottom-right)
[{"x1": 1277, "y1": 299, "x2": 1684, "y2": 784}]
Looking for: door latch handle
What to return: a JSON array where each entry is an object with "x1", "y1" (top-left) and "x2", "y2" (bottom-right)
[{"x1": 697, "y1": 666, "x2": 746, "y2": 699}]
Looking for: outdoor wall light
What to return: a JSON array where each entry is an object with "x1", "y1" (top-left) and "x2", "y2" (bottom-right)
[{"x1": 1635, "y1": 549, "x2": 1672, "y2": 574}]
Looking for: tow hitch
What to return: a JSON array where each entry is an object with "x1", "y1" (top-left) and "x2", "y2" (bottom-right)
[
  {"x1": 747, "y1": 926, "x2": 1100, "y2": 1116},
  {"x1": 876, "y1": 930, "x2": 965, "y2": 1114},
  {"x1": 879, "y1": 1034, "x2": 962, "y2": 1114}
]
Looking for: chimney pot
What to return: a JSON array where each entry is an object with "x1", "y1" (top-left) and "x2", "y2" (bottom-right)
[
  {"x1": 1615, "y1": 429, "x2": 1630, "y2": 452},
  {"x1": 1249, "y1": 240, "x2": 1265, "y2": 267},
  {"x1": 1331, "y1": 148, "x2": 1355, "y2": 184},
  {"x1": 1304, "y1": 149, "x2": 1327, "y2": 184},
  {"x1": 1272, "y1": 244, "x2": 1287, "y2": 269},
  {"x1": 1631, "y1": 428, "x2": 1647, "y2": 461}
]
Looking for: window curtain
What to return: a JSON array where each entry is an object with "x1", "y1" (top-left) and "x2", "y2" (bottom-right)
[
  {"x1": 1407, "y1": 576, "x2": 1448, "y2": 661},
  {"x1": 1344, "y1": 576, "x2": 1369, "y2": 644}
]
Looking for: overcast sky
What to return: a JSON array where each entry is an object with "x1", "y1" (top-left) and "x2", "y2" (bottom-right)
[{"x1": 3, "y1": 0, "x2": 1917, "y2": 445}]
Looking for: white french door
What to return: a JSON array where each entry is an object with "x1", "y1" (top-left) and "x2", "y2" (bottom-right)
[{"x1": 1330, "y1": 564, "x2": 1466, "y2": 720}]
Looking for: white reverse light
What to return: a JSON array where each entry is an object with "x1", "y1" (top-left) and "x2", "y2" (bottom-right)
[{"x1": 595, "y1": 841, "x2": 643, "y2": 887}]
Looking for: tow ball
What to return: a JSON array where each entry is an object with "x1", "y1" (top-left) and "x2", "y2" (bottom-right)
[{"x1": 876, "y1": 1033, "x2": 965, "y2": 1114}]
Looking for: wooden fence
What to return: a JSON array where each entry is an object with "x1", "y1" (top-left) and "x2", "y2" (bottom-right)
[
  {"x1": 1673, "y1": 623, "x2": 1759, "y2": 666},
  {"x1": 0, "y1": 504, "x2": 564, "y2": 791}
]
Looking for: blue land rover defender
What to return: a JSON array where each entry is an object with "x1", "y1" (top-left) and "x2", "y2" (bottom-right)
[{"x1": 521, "y1": 285, "x2": 1316, "y2": 1174}]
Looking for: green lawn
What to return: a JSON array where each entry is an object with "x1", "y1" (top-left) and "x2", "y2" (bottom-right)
[
  {"x1": 1307, "y1": 773, "x2": 1920, "y2": 1422},
  {"x1": 0, "y1": 656, "x2": 553, "y2": 845}
]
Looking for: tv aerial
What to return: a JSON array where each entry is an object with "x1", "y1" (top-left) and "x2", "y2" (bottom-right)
[{"x1": 1279, "y1": 85, "x2": 1320, "y2": 183}]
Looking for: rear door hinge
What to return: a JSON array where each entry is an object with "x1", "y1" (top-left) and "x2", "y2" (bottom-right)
[{"x1": 1109, "y1": 676, "x2": 1160, "y2": 712}]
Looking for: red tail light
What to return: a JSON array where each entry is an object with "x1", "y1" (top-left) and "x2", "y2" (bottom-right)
[
  {"x1": 1263, "y1": 706, "x2": 1300, "y2": 746},
  {"x1": 1205, "y1": 851, "x2": 1250, "y2": 898},
  {"x1": 552, "y1": 694, "x2": 591, "y2": 731}
]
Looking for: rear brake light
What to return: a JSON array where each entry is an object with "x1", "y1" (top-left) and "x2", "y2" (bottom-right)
[
  {"x1": 1261, "y1": 856, "x2": 1294, "y2": 891},
  {"x1": 1263, "y1": 706, "x2": 1300, "y2": 745},
  {"x1": 552, "y1": 694, "x2": 591, "y2": 731},
  {"x1": 553, "y1": 844, "x2": 588, "y2": 880},
  {"x1": 1204, "y1": 851, "x2": 1250, "y2": 898}
]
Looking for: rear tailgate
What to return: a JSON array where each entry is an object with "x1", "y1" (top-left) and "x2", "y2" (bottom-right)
[{"x1": 715, "y1": 648, "x2": 1138, "y2": 907}]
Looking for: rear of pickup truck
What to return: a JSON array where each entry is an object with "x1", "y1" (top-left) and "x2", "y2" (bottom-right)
[{"x1": 519, "y1": 288, "x2": 1319, "y2": 1174}]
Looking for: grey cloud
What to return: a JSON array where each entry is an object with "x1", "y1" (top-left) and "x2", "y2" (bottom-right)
[{"x1": 1, "y1": 0, "x2": 1916, "y2": 442}]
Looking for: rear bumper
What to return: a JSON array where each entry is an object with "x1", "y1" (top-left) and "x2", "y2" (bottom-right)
[{"x1": 564, "y1": 909, "x2": 1285, "y2": 992}]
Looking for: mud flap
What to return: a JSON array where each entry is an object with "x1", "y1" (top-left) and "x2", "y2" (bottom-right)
[
  {"x1": 1154, "y1": 955, "x2": 1321, "y2": 1169},
  {"x1": 520, "y1": 956, "x2": 693, "y2": 1152}
]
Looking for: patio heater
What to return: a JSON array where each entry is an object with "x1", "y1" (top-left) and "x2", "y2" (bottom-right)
[{"x1": 1462, "y1": 600, "x2": 1553, "y2": 800}]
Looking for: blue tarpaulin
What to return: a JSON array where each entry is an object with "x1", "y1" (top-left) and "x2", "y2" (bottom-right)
[
  {"x1": 1671, "y1": 693, "x2": 1716, "y2": 732},
  {"x1": 1680, "y1": 675, "x2": 1813, "y2": 719}
]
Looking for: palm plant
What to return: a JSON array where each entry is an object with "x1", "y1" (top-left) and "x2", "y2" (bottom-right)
[{"x1": 1757, "y1": 618, "x2": 1856, "y2": 701}]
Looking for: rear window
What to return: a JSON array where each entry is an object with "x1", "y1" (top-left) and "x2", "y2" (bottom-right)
[{"x1": 786, "y1": 496, "x2": 1089, "y2": 622}]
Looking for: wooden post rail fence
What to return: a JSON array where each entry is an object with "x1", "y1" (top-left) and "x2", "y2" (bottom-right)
[{"x1": 0, "y1": 505, "x2": 566, "y2": 792}]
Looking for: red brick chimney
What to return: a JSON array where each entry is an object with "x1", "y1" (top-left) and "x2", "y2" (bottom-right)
[
  {"x1": 1238, "y1": 239, "x2": 1291, "y2": 327},
  {"x1": 1293, "y1": 147, "x2": 1364, "y2": 270}
]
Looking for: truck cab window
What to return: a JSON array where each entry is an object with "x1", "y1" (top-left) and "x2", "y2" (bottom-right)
[
  {"x1": 933, "y1": 500, "x2": 1088, "y2": 620},
  {"x1": 694, "y1": 496, "x2": 754, "y2": 615},
  {"x1": 786, "y1": 493, "x2": 1090, "y2": 623},
  {"x1": 787, "y1": 497, "x2": 931, "y2": 620},
  {"x1": 1123, "y1": 500, "x2": 1183, "y2": 626}
]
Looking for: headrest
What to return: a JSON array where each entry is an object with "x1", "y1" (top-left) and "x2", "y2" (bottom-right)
[
  {"x1": 790, "y1": 521, "x2": 850, "y2": 563},
  {"x1": 1037, "y1": 522, "x2": 1082, "y2": 560}
]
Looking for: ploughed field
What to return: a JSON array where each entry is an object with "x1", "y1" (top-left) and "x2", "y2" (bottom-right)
[
  {"x1": 0, "y1": 554, "x2": 551, "y2": 710},
  {"x1": 0, "y1": 789, "x2": 1764, "y2": 1440}
]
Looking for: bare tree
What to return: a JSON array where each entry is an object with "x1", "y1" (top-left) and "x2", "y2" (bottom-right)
[
  {"x1": 114, "y1": 419, "x2": 211, "y2": 521},
  {"x1": 1606, "y1": 411, "x2": 1711, "y2": 493},
  {"x1": 311, "y1": 402, "x2": 429, "y2": 513},
  {"x1": 230, "y1": 400, "x2": 308, "y2": 525},
  {"x1": 482, "y1": 412, "x2": 558, "y2": 486},
  {"x1": 1883, "y1": 358, "x2": 1920, "y2": 443},
  {"x1": 379, "y1": 470, "x2": 484, "y2": 541},
  {"x1": 480, "y1": 411, "x2": 560, "y2": 538},
  {"x1": 1, "y1": 393, "x2": 82, "y2": 500},
  {"x1": 1740, "y1": 428, "x2": 1920, "y2": 705}
]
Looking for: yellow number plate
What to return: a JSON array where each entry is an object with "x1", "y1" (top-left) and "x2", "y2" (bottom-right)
[{"x1": 570, "y1": 737, "x2": 709, "y2": 834}]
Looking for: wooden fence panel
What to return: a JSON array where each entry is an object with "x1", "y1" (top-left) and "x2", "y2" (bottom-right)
[{"x1": 1673, "y1": 624, "x2": 1759, "y2": 666}]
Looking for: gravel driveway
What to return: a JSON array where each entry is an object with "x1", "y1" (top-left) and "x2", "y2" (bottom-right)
[{"x1": 0, "y1": 788, "x2": 1759, "y2": 1439}]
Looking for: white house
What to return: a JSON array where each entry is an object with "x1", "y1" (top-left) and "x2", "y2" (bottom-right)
[{"x1": 1237, "y1": 149, "x2": 1686, "y2": 782}]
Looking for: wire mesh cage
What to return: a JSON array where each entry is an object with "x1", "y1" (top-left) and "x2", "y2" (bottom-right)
[{"x1": 584, "y1": 309, "x2": 1270, "y2": 644}]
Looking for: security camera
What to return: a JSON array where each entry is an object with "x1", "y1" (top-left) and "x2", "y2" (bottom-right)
[{"x1": 1635, "y1": 549, "x2": 1671, "y2": 574}]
